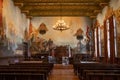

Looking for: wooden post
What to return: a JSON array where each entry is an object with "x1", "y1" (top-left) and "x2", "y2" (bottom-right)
[
  {"x1": 92, "y1": 27, "x2": 95, "y2": 58},
  {"x1": 103, "y1": 20, "x2": 108, "y2": 63},
  {"x1": 109, "y1": 16, "x2": 115, "y2": 64},
  {"x1": 96, "y1": 27, "x2": 100, "y2": 61}
]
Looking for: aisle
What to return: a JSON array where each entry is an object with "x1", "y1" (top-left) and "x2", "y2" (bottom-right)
[{"x1": 48, "y1": 64, "x2": 79, "y2": 80}]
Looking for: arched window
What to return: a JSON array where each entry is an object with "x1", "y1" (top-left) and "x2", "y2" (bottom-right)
[
  {"x1": 113, "y1": 16, "x2": 117, "y2": 57},
  {"x1": 94, "y1": 28, "x2": 97, "y2": 57},
  {"x1": 98, "y1": 27, "x2": 102, "y2": 56},
  {"x1": 106, "y1": 19, "x2": 110, "y2": 58}
]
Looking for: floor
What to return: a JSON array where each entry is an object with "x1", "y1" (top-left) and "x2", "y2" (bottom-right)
[{"x1": 48, "y1": 64, "x2": 79, "y2": 80}]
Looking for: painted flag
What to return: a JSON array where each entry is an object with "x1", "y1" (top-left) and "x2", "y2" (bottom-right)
[
  {"x1": 24, "y1": 28, "x2": 29, "y2": 41},
  {"x1": 29, "y1": 20, "x2": 33, "y2": 36},
  {"x1": 86, "y1": 26, "x2": 90, "y2": 40}
]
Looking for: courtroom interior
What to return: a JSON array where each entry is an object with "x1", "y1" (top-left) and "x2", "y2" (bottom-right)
[{"x1": 0, "y1": 0, "x2": 120, "y2": 80}]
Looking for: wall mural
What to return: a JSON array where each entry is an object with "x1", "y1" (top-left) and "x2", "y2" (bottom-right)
[
  {"x1": 30, "y1": 17, "x2": 92, "y2": 54},
  {"x1": 0, "y1": 0, "x2": 92, "y2": 57},
  {"x1": 0, "y1": 0, "x2": 28, "y2": 57}
]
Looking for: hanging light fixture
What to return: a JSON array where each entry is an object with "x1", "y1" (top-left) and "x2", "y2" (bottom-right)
[
  {"x1": 53, "y1": 3, "x2": 69, "y2": 32},
  {"x1": 53, "y1": 19, "x2": 69, "y2": 32}
]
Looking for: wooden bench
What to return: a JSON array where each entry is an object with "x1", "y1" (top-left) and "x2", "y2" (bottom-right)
[
  {"x1": 0, "y1": 69, "x2": 48, "y2": 80},
  {"x1": 83, "y1": 70, "x2": 120, "y2": 80},
  {"x1": 78, "y1": 66, "x2": 120, "y2": 79},
  {"x1": 73, "y1": 62, "x2": 99, "y2": 75},
  {"x1": 86, "y1": 73, "x2": 120, "y2": 80},
  {"x1": 73, "y1": 62, "x2": 120, "y2": 80},
  {"x1": 0, "y1": 63, "x2": 54, "y2": 80},
  {"x1": 10, "y1": 63, "x2": 53, "y2": 71},
  {"x1": 0, "y1": 72, "x2": 45, "y2": 80}
]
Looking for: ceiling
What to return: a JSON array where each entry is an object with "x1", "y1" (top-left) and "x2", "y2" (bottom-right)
[{"x1": 12, "y1": 0, "x2": 110, "y2": 18}]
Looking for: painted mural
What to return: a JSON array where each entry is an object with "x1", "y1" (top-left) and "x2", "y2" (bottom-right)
[
  {"x1": 1, "y1": 0, "x2": 28, "y2": 57},
  {"x1": 27, "y1": 17, "x2": 92, "y2": 55},
  {"x1": 0, "y1": 0, "x2": 92, "y2": 57}
]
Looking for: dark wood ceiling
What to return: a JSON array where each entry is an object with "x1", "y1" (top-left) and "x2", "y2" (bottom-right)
[{"x1": 12, "y1": 0, "x2": 110, "y2": 18}]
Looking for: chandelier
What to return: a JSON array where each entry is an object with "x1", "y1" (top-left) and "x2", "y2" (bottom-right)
[
  {"x1": 53, "y1": 19, "x2": 69, "y2": 32},
  {"x1": 53, "y1": 2, "x2": 69, "y2": 32}
]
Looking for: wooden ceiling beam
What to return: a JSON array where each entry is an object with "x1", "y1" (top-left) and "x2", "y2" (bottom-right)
[
  {"x1": 21, "y1": 5, "x2": 101, "y2": 11},
  {"x1": 21, "y1": 10, "x2": 29, "y2": 14},
  {"x1": 27, "y1": 10, "x2": 97, "y2": 17},
  {"x1": 12, "y1": 0, "x2": 110, "y2": 17},
  {"x1": 94, "y1": 10, "x2": 101, "y2": 13},
  {"x1": 13, "y1": 0, "x2": 109, "y2": 3},
  {"x1": 22, "y1": 2, "x2": 98, "y2": 6},
  {"x1": 90, "y1": 16, "x2": 96, "y2": 19},
  {"x1": 21, "y1": 9, "x2": 100, "y2": 17},
  {"x1": 14, "y1": 2, "x2": 24, "y2": 8}
]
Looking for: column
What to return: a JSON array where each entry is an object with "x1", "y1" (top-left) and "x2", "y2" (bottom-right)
[{"x1": 103, "y1": 20, "x2": 108, "y2": 63}]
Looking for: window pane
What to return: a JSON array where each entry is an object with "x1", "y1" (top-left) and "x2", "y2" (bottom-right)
[{"x1": 106, "y1": 19, "x2": 110, "y2": 58}]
